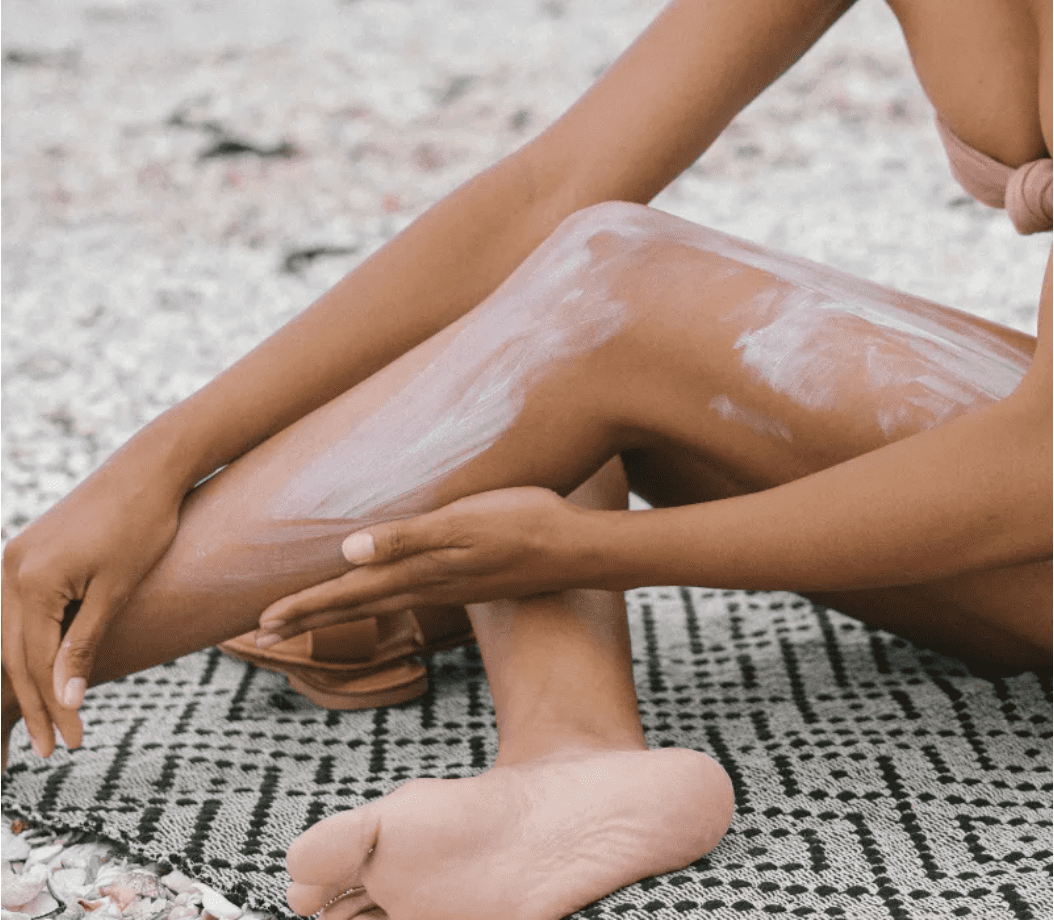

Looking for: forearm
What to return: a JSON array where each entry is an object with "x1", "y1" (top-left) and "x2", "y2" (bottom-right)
[
  {"x1": 598, "y1": 397, "x2": 1051, "y2": 592},
  {"x1": 132, "y1": 148, "x2": 573, "y2": 494}
]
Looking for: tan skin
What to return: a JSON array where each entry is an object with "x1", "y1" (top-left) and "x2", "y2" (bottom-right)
[{"x1": 2, "y1": 1, "x2": 1051, "y2": 917}]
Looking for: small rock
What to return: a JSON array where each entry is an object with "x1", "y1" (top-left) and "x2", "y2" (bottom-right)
[
  {"x1": 8, "y1": 823, "x2": 29, "y2": 836},
  {"x1": 165, "y1": 907, "x2": 198, "y2": 920}
]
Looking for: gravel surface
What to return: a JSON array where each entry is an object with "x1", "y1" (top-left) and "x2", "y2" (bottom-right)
[{"x1": 2, "y1": 0, "x2": 1050, "y2": 914}]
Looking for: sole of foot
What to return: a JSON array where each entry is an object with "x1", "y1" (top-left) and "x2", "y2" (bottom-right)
[{"x1": 286, "y1": 745, "x2": 734, "y2": 920}]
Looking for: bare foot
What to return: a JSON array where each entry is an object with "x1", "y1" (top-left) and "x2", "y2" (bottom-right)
[{"x1": 286, "y1": 746, "x2": 734, "y2": 920}]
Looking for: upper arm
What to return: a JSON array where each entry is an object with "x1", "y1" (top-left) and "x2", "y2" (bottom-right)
[
  {"x1": 521, "y1": 0, "x2": 854, "y2": 212},
  {"x1": 1029, "y1": 0, "x2": 1051, "y2": 154}
]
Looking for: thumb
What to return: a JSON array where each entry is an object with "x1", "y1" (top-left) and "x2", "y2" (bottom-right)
[
  {"x1": 341, "y1": 513, "x2": 443, "y2": 565},
  {"x1": 52, "y1": 578, "x2": 119, "y2": 710}
]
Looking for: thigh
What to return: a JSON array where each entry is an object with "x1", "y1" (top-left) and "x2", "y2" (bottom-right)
[{"x1": 602, "y1": 207, "x2": 1046, "y2": 665}]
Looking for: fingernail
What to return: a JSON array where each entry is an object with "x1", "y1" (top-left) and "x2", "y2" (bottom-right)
[
  {"x1": 30, "y1": 737, "x2": 44, "y2": 758},
  {"x1": 63, "y1": 677, "x2": 87, "y2": 709},
  {"x1": 256, "y1": 632, "x2": 282, "y2": 649},
  {"x1": 342, "y1": 532, "x2": 375, "y2": 563}
]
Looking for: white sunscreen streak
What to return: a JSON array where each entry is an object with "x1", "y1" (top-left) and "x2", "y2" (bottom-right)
[
  {"x1": 268, "y1": 221, "x2": 628, "y2": 521},
  {"x1": 608, "y1": 207, "x2": 1030, "y2": 434},
  {"x1": 731, "y1": 290, "x2": 1028, "y2": 435},
  {"x1": 630, "y1": 213, "x2": 1033, "y2": 435},
  {"x1": 709, "y1": 395, "x2": 793, "y2": 442}
]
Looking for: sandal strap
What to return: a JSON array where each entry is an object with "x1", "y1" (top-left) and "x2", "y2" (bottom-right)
[
  {"x1": 304, "y1": 606, "x2": 471, "y2": 665},
  {"x1": 307, "y1": 618, "x2": 382, "y2": 663}
]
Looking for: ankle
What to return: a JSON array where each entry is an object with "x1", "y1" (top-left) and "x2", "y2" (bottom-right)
[{"x1": 494, "y1": 724, "x2": 648, "y2": 767}]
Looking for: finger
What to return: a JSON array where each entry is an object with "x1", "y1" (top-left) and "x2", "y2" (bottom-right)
[
  {"x1": 341, "y1": 511, "x2": 455, "y2": 565},
  {"x1": 51, "y1": 577, "x2": 119, "y2": 714},
  {"x1": 261, "y1": 595, "x2": 420, "y2": 644},
  {"x1": 259, "y1": 550, "x2": 448, "y2": 630},
  {"x1": 258, "y1": 572, "x2": 374, "y2": 634},
  {"x1": 257, "y1": 607, "x2": 360, "y2": 645},
  {"x1": 21, "y1": 596, "x2": 86, "y2": 753},
  {"x1": 2, "y1": 578, "x2": 58, "y2": 757}
]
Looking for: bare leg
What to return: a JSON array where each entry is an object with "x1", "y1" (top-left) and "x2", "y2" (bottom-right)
[
  {"x1": 4, "y1": 202, "x2": 1049, "y2": 918},
  {"x1": 285, "y1": 460, "x2": 732, "y2": 920},
  {"x1": 470, "y1": 461, "x2": 648, "y2": 766},
  {"x1": 61, "y1": 203, "x2": 1049, "y2": 680}
]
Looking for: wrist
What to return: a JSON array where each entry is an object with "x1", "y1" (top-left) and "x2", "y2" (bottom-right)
[
  {"x1": 107, "y1": 406, "x2": 218, "y2": 498},
  {"x1": 573, "y1": 506, "x2": 655, "y2": 591},
  {"x1": 582, "y1": 505, "x2": 713, "y2": 591}
]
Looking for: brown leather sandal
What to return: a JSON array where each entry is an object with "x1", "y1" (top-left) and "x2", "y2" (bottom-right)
[{"x1": 218, "y1": 606, "x2": 475, "y2": 710}]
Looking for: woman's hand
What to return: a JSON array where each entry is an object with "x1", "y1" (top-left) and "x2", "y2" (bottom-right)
[
  {"x1": 2, "y1": 460, "x2": 185, "y2": 759},
  {"x1": 255, "y1": 487, "x2": 617, "y2": 644}
]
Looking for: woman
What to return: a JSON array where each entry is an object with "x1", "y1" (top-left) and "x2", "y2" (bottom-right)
[{"x1": 2, "y1": 0, "x2": 1050, "y2": 918}]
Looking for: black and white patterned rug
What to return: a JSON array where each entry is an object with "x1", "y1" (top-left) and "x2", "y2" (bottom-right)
[{"x1": 3, "y1": 588, "x2": 1051, "y2": 919}]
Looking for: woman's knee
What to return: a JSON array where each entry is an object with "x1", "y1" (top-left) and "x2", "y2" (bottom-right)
[{"x1": 540, "y1": 202, "x2": 753, "y2": 330}]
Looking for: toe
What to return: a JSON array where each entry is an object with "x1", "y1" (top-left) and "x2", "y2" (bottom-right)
[
  {"x1": 287, "y1": 882, "x2": 378, "y2": 919},
  {"x1": 286, "y1": 882, "x2": 328, "y2": 916},
  {"x1": 287, "y1": 804, "x2": 382, "y2": 886}
]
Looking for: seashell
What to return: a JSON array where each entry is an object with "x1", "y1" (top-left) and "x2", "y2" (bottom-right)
[
  {"x1": 1, "y1": 829, "x2": 31, "y2": 863},
  {"x1": 187, "y1": 888, "x2": 238, "y2": 920},
  {"x1": 165, "y1": 906, "x2": 199, "y2": 920},
  {"x1": 90, "y1": 901, "x2": 123, "y2": 920},
  {"x1": 2, "y1": 866, "x2": 48, "y2": 910},
  {"x1": 155, "y1": 876, "x2": 192, "y2": 899},
  {"x1": 59, "y1": 846, "x2": 111, "y2": 877},
  {"x1": 89, "y1": 868, "x2": 122, "y2": 893},
  {"x1": 15, "y1": 891, "x2": 59, "y2": 919},
  {"x1": 25, "y1": 847, "x2": 63, "y2": 870},
  {"x1": 96, "y1": 888, "x2": 134, "y2": 914},
  {"x1": 125, "y1": 898, "x2": 170, "y2": 920},
  {"x1": 114, "y1": 875, "x2": 157, "y2": 901},
  {"x1": 2, "y1": 909, "x2": 32, "y2": 920},
  {"x1": 47, "y1": 868, "x2": 88, "y2": 906}
]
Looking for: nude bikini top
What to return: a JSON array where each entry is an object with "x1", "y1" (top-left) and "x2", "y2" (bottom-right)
[{"x1": 935, "y1": 112, "x2": 1052, "y2": 235}]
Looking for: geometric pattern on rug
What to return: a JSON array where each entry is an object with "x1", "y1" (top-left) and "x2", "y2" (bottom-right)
[{"x1": 3, "y1": 587, "x2": 1051, "y2": 920}]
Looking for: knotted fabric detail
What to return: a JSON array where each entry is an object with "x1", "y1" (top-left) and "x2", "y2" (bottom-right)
[{"x1": 935, "y1": 113, "x2": 1052, "y2": 235}]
